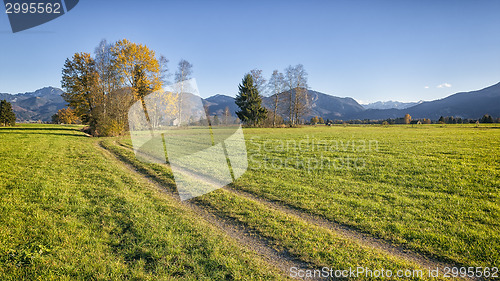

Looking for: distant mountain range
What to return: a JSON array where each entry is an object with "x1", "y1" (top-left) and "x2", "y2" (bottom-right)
[
  {"x1": 209, "y1": 83, "x2": 500, "y2": 121},
  {"x1": 261, "y1": 90, "x2": 365, "y2": 120},
  {"x1": 2, "y1": 82, "x2": 499, "y2": 122},
  {"x1": 0, "y1": 87, "x2": 65, "y2": 122},
  {"x1": 203, "y1": 94, "x2": 240, "y2": 117},
  {"x1": 351, "y1": 82, "x2": 500, "y2": 120},
  {"x1": 362, "y1": 100, "x2": 423, "y2": 110},
  {"x1": 203, "y1": 90, "x2": 365, "y2": 121}
]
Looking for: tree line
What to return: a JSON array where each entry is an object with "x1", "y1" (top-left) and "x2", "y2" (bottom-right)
[
  {"x1": 438, "y1": 114, "x2": 499, "y2": 124},
  {"x1": 62, "y1": 38, "x2": 311, "y2": 132},
  {"x1": 61, "y1": 39, "x2": 498, "y2": 132},
  {"x1": 61, "y1": 39, "x2": 194, "y2": 136},
  {"x1": 311, "y1": 114, "x2": 499, "y2": 125}
]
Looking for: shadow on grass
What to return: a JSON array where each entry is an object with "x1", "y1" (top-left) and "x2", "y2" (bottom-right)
[
  {"x1": 99, "y1": 141, "x2": 177, "y2": 193},
  {"x1": 0, "y1": 126, "x2": 80, "y2": 131},
  {"x1": 0, "y1": 126, "x2": 86, "y2": 137}
]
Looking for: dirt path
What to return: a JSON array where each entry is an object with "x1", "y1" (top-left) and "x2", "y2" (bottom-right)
[
  {"x1": 221, "y1": 186, "x2": 465, "y2": 271},
  {"x1": 97, "y1": 142, "x2": 320, "y2": 280},
  {"x1": 103, "y1": 140, "x2": 475, "y2": 280}
]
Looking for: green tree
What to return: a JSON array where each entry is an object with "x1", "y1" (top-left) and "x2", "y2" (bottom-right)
[
  {"x1": 480, "y1": 114, "x2": 494, "y2": 123},
  {"x1": 310, "y1": 116, "x2": 319, "y2": 124},
  {"x1": 0, "y1": 100, "x2": 16, "y2": 126},
  {"x1": 318, "y1": 117, "x2": 324, "y2": 124},
  {"x1": 61, "y1": 52, "x2": 100, "y2": 125},
  {"x1": 235, "y1": 74, "x2": 267, "y2": 126}
]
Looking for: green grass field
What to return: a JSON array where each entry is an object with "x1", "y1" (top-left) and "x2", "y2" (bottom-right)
[
  {"x1": 235, "y1": 125, "x2": 500, "y2": 268},
  {"x1": 1, "y1": 124, "x2": 498, "y2": 280},
  {"x1": 0, "y1": 125, "x2": 282, "y2": 280},
  {"x1": 102, "y1": 139, "x2": 427, "y2": 279}
]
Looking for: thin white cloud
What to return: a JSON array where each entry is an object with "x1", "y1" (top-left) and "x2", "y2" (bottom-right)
[
  {"x1": 437, "y1": 83, "x2": 452, "y2": 88},
  {"x1": 424, "y1": 86, "x2": 429, "y2": 89}
]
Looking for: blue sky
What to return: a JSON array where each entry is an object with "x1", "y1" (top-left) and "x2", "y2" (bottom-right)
[{"x1": 1, "y1": 0, "x2": 499, "y2": 103}]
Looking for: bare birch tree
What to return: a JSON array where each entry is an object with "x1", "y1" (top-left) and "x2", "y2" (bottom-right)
[
  {"x1": 249, "y1": 69, "x2": 267, "y2": 95},
  {"x1": 174, "y1": 59, "x2": 193, "y2": 125},
  {"x1": 223, "y1": 106, "x2": 231, "y2": 125},
  {"x1": 284, "y1": 64, "x2": 308, "y2": 125},
  {"x1": 267, "y1": 70, "x2": 285, "y2": 127},
  {"x1": 158, "y1": 55, "x2": 170, "y2": 86}
]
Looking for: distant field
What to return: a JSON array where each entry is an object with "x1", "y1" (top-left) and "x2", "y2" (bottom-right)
[
  {"x1": 105, "y1": 138, "x2": 428, "y2": 279},
  {"x1": 1, "y1": 124, "x2": 498, "y2": 280},
  {"x1": 234, "y1": 124, "x2": 500, "y2": 268},
  {"x1": 120, "y1": 123, "x2": 500, "y2": 268}
]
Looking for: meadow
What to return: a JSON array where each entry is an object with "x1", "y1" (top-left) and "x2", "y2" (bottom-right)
[
  {"x1": 234, "y1": 124, "x2": 500, "y2": 268},
  {"x1": 0, "y1": 125, "x2": 282, "y2": 280},
  {"x1": 1, "y1": 123, "x2": 498, "y2": 280}
]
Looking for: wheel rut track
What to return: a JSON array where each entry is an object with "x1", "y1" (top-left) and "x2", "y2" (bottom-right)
[
  {"x1": 221, "y1": 186, "x2": 470, "y2": 274},
  {"x1": 100, "y1": 140, "x2": 477, "y2": 280},
  {"x1": 97, "y1": 141, "x2": 320, "y2": 280}
]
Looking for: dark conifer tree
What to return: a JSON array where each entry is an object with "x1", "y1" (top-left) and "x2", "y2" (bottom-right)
[
  {"x1": 0, "y1": 100, "x2": 16, "y2": 126},
  {"x1": 235, "y1": 74, "x2": 267, "y2": 126}
]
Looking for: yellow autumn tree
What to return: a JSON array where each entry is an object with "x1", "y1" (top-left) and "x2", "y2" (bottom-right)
[
  {"x1": 111, "y1": 39, "x2": 179, "y2": 129},
  {"x1": 54, "y1": 107, "x2": 79, "y2": 124},
  {"x1": 146, "y1": 90, "x2": 179, "y2": 128},
  {"x1": 62, "y1": 39, "x2": 173, "y2": 136},
  {"x1": 404, "y1": 113, "x2": 412, "y2": 124},
  {"x1": 111, "y1": 39, "x2": 163, "y2": 101}
]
